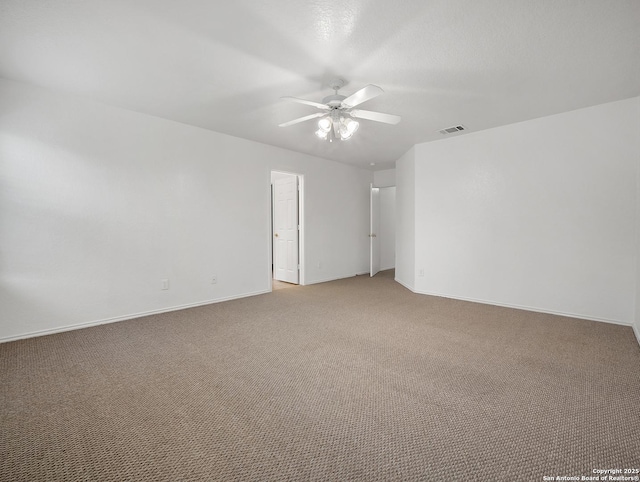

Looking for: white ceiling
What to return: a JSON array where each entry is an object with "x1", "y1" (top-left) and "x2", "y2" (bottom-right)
[{"x1": 1, "y1": 0, "x2": 639, "y2": 171}]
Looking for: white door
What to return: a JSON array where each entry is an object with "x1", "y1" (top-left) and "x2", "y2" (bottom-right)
[
  {"x1": 273, "y1": 175, "x2": 299, "y2": 284},
  {"x1": 370, "y1": 184, "x2": 380, "y2": 277}
]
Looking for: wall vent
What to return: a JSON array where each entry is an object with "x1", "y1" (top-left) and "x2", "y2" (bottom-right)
[{"x1": 439, "y1": 125, "x2": 466, "y2": 135}]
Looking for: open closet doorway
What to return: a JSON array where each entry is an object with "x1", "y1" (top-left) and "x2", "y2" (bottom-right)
[
  {"x1": 271, "y1": 171, "x2": 304, "y2": 288},
  {"x1": 370, "y1": 184, "x2": 396, "y2": 276},
  {"x1": 370, "y1": 185, "x2": 380, "y2": 277}
]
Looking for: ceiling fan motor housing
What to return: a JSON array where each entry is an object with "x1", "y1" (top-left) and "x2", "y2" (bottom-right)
[{"x1": 322, "y1": 94, "x2": 347, "y2": 108}]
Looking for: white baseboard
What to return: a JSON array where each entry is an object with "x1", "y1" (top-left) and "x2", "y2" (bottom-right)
[
  {"x1": 394, "y1": 277, "x2": 415, "y2": 292},
  {"x1": 306, "y1": 273, "x2": 369, "y2": 285},
  {"x1": 0, "y1": 289, "x2": 270, "y2": 344},
  {"x1": 5, "y1": 283, "x2": 637, "y2": 346},
  {"x1": 412, "y1": 288, "x2": 631, "y2": 326}
]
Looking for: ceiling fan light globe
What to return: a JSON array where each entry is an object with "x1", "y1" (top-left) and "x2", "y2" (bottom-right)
[
  {"x1": 339, "y1": 126, "x2": 353, "y2": 140},
  {"x1": 346, "y1": 119, "x2": 359, "y2": 133},
  {"x1": 318, "y1": 117, "x2": 331, "y2": 131},
  {"x1": 315, "y1": 129, "x2": 328, "y2": 139}
]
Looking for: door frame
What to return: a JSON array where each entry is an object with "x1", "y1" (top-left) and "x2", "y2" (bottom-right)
[{"x1": 270, "y1": 170, "x2": 305, "y2": 289}]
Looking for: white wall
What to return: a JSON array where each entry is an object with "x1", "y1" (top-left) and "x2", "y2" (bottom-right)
[
  {"x1": 373, "y1": 169, "x2": 395, "y2": 188},
  {"x1": 379, "y1": 187, "x2": 396, "y2": 270},
  {"x1": 394, "y1": 148, "x2": 415, "y2": 290},
  {"x1": 0, "y1": 79, "x2": 372, "y2": 341},
  {"x1": 412, "y1": 97, "x2": 639, "y2": 324}
]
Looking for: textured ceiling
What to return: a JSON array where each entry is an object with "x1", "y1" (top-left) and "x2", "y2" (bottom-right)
[{"x1": 1, "y1": 0, "x2": 639, "y2": 170}]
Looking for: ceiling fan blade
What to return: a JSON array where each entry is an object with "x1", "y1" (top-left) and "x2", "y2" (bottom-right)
[
  {"x1": 350, "y1": 109, "x2": 401, "y2": 125},
  {"x1": 340, "y1": 84, "x2": 384, "y2": 108},
  {"x1": 281, "y1": 96, "x2": 330, "y2": 110},
  {"x1": 278, "y1": 112, "x2": 325, "y2": 127}
]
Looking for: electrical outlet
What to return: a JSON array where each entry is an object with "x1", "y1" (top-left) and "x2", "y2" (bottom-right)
[
  {"x1": 418, "y1": 269, "x2": 425, "y2": 277},
  {"x1": 161, "y1": 279, "x2": 170, "y2": 290},
  {"x1": 211, "y1": 275, "x2": 217, "y2": 284}
]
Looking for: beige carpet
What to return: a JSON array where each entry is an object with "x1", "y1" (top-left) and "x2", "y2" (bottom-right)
[
  {"x1": 272, "y1": 279, "x2": 298, "y2": 291},
  {"x1": 1, "y1": 270, "x2": 639, "y2": 481}
]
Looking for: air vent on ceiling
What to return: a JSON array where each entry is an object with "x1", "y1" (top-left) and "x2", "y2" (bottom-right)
[{"x1": 439, "y1": 125, "x2": 466, "y2": 135}]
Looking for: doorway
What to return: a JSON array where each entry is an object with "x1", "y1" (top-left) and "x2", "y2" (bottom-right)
[
  {"x1": 271, "y1": 171, "x2": 304, "y2": 288},
  {"x1": 370, "y1": 185, "x2": 396, "y2": 276},
  {"x1": 370, "y1": 185, "x2": 380, "y2": 276}
]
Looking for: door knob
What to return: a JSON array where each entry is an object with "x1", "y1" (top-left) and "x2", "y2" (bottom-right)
[{"x1": 275, "y1": 233, "x2": 279, "y2": 237}]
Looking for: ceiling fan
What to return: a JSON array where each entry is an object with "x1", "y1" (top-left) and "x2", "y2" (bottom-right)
[{"x1": 279, "y1": 79, "x2": 401, "y2": 142}]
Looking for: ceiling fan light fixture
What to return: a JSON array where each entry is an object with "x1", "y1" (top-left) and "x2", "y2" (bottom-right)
[{"x1": 315, "y1": 129, "x2": 328, "y2": 139}]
